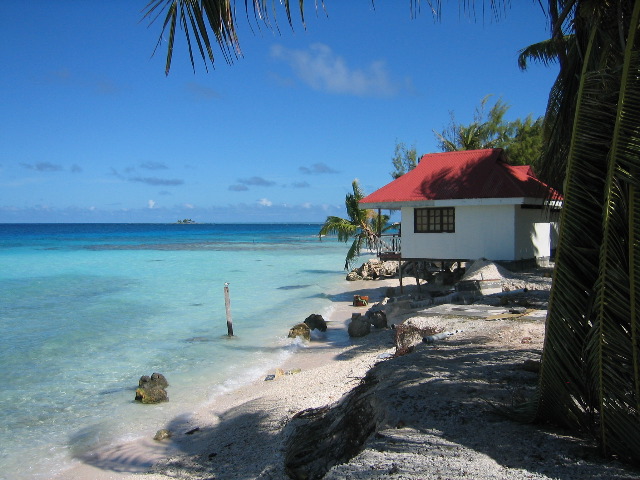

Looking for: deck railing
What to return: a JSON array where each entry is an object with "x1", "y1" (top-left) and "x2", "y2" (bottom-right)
[{"x1": 375, "y1": 234, "x2": 401, "y2": 259}]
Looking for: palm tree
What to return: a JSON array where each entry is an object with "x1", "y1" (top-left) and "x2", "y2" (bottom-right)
[
  {"x1": 319, "y1": 180, "x2": 394, "y2": 270},
  {"x1": 433, "y1": 95, "x2": 513, "y2": 152},
  {"x1": 513, "y1": 1, "x2": 640, "y2": 463},
  {"x1": 433, "y1": 95, "x2": 544, "y2": 167},
  {"x1": 143, "y1": 0, "x2": 640, "y2": 463}
]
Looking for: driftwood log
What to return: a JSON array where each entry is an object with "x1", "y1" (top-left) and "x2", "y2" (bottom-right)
[{"x1": 284, "y1": 371, "x2": 382, "y2": 479}]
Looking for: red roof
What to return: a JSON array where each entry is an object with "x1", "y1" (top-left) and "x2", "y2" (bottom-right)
[{"x1": 360, "y1": 149, "x2": 560, "y2": 206}]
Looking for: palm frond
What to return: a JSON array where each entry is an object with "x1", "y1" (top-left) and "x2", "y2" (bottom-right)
[
  {"x1": 535, "y1": 29, "x2": 581, "y2": 192},
  {"x1": 517, "y1": 35, "x2": 573, "y2": 71},
  {"x1": 588, "y1": 1, "x2": 640, "y2": 460},
  {"x1": 142, "y1": 0, "x2": 301, "y2": 74},
  {"x1": 318, "y1": 216, "x2": 356, "y2": 243},
  {"x1": 525, "y1": 1, "x2": 640, "y2": 463},
  {"x1": 532, "y1": 22, "x2": 607, "y2": 431},
  {"x1": 319, "y1": 179, "x2": 395, "y2": 270}
]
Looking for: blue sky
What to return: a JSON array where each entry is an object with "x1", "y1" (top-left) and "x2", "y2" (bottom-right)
[{"x1": 0, "y1": 1, "x2": 558, "y2": 223}]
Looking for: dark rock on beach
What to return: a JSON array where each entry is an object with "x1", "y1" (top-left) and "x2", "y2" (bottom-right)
[
  {"x1": 366, "y1": 310, "x2": 387, "y2": 329},
  {"x1": 304, "y1": 314, "x2": 327, "y2": 332},
  {"x1": 348, "y1": 315, "x2": 371, "y2": 337}
]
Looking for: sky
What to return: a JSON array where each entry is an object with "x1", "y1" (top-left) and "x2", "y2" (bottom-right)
[{"x1": 0, "y1": 1, "x2": 560, "y2": 223}]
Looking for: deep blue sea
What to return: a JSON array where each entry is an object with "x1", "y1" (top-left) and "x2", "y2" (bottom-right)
[{"x1": 0, "y1": 223, "x2": 359, "y2": 479}]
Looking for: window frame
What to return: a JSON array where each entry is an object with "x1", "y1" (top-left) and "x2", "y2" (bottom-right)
[{"x1": 414, "y1": 207, "x2": 455, "y2": 233}]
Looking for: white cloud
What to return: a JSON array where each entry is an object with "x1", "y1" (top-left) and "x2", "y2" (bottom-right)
[
  {"x1": 258, "y1": 198, "x2": 273, "y2": 207},
  {"x1": 184, "y1": 203, "x2": 195, "y2": 209},
  {"x1": 148, "y1": 199, "x2": 156, "y2": 209},
  {"x1": 271, "y1": 43, "x2": 400, "y2": 97}
]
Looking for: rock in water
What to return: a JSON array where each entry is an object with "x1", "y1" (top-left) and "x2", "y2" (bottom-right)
[
  {"x1": 139, "y1": 372, "x2": 169, "y2": 388},
  {"x1": 304, "y1": 314, "x2": 327, "y2": 332},
  {"x1": 135, "y1": 385, "x2": 168, "y2": 404},
  {"x1": 135, "y1": 372, "x2": 169, "y2": 403},
  {"x1": 150, "y1": 372, "x2": 168, "y2": 387},
  {"x1": 288, "y1": 323, "x2": 311, "y2": 341}
]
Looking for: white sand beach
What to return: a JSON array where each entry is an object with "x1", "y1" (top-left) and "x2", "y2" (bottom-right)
[{"x1": 54, "y1": 274, "x2": 640, "y2": 480}]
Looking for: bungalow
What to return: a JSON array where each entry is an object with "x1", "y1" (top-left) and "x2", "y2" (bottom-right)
[{"x1": 360, "y1": 148, "x2": 561, "y2": 271}]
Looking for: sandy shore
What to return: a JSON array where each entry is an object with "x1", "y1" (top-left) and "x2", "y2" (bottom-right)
[{"x1": 55, "y1": 276, "x2": 640, "y2": 480}]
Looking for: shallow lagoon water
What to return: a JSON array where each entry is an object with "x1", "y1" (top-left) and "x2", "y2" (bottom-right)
[{"x1": 0, "y1": 224, "x2": 359, "y2": 479}]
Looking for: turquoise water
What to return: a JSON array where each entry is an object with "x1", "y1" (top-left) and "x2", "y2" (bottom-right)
[{"x1": 0, "y1": 224, "x2": 358, "y2": 479}]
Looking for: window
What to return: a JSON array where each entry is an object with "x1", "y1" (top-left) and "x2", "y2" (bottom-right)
[{"x1": 414, "y1": 207, "x2": 455, "y2": 233}]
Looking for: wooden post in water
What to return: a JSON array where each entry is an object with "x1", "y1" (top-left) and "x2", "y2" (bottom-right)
[{"x1": 224, "y1": 282, "x2": 234, "y2": 336}]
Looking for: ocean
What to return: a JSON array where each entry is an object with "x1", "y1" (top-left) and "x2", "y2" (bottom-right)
[{"x1": 0, "y1": 223, "x2": 362, "y2": 480}]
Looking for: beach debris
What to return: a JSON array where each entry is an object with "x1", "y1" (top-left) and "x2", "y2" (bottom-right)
[
  {"x1": 348, "y1": 315, "x2": 371, "y2": 337},
  {"x1": 393, "y1": 323, "x2": 440, "y2": 354},
  {"x1": 135, "y1": 372, "x2": 169, "y2": 404},
  {"x1": 288, "y1": 323, "x2": 311, "y2": 341},
  {"x1": 265, "y1": 368, "x2": 302, "y2": 381},
  {"x1": 304, "y1": 313, "x2": 327, "y2": 332},
  {"x1": 353, "y1": 295, "x2": 369, "y2": 306},
  {"x1": 153, "y1": 429, "x2": 172, "y2": 441},
  {"x1": 422, "y1": 331, "x2": 455, "y2": 343}
]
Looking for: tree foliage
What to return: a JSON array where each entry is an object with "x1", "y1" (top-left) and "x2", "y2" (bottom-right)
[
  {"x1": 318, "y1": 180, "x2": 394, "y2": 270},
  {"x1": 433, "y1": 95, "x2": 544, "y2": 166},
  {"x1": 390, "y1": 141, "x2": 418, "y2": 179}
]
